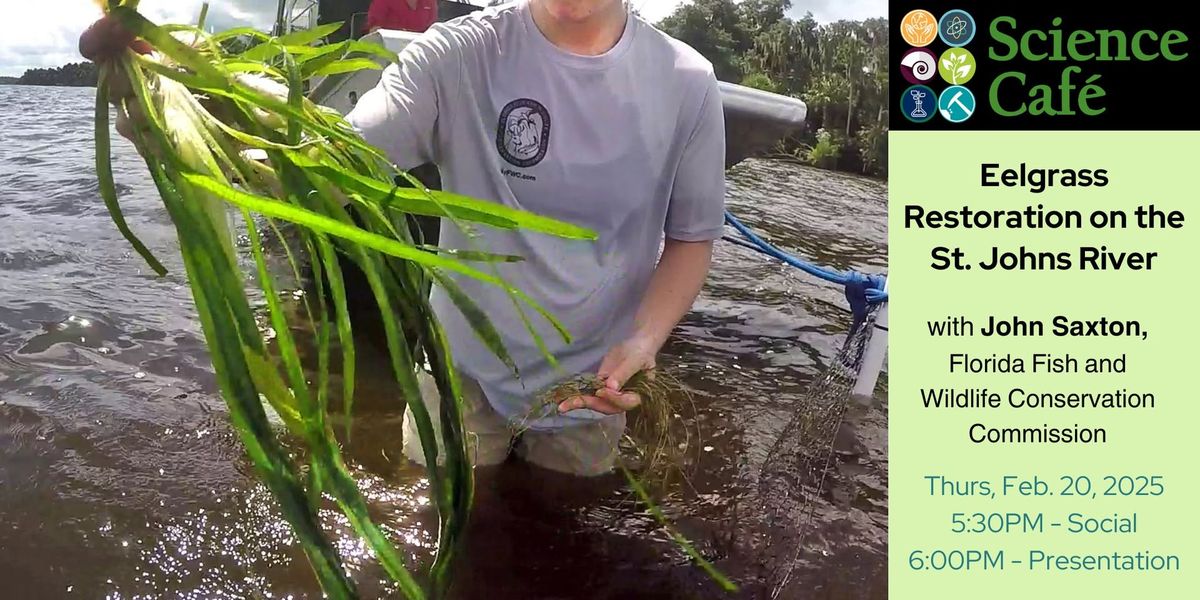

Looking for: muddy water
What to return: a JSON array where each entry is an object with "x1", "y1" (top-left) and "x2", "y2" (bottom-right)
[{"x1": 0, "y1": 85, "x2": 887, "y2": 599}]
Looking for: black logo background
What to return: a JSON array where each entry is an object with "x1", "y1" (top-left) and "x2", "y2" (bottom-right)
[
  {"x1": 891, "y1": 0, "x2": 1198, "y2": 130},
  {"x1": 496, "y1": 98, "x2": 551, "y2": 168}
]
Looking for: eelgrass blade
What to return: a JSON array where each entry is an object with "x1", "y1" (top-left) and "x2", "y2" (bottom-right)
[
  {"x1": 344, "y1": 40, "x2": 400, "y2": 63},
  {"x1": 221, "y1": 60, "x2": 287, "y2": 78},
  {"x1": 273, "y1": 22, "x2": 345, "y2": 48},
  {"x1": 243, "y1": 346, "x2": 305, "y2": 434},
  {"x1": 307, "y1": 456, "x2": 325, "y2": 522},
  {"x1": 621, "y1": 467, "x2": 739, "y2": 593},
  {"x1": 292, "y1": 40, "x2": 350, "y2": 61},
  {"x1": 130, "y1": 53, "x2": 224, "y2": 93},
  {"x1": 316, "y1": 436, "x2": 428, "y2": 599},
  {"x1": 245, "y1": 152, "x2": 360, "y2": 438},
  {"x1": 237, "y1": 22, "x2": 343, "y2": 61},
  {"x1": 313, "y1": 236, "x2": 356, "y2": 438},
  {"x1": 135, "y1": 140, "x2": 356, "y2": 599},
  {"x1": 210, "y1": 26, "x2": 270, "y2": 44},
  {"x1": 289, "y1": 154, "x2": 597, "y2": 239},
  {"x1": 159, "y1": 23, "x2": 220, "y2": 52},
  {"x1": 249, "y1": 209, "x2": 425, "y2": 599},
  {"x1": 419, "y1": 247, "x2": 524, "y2": 263},
  {"x1": 296, "y1": 229, "x2": 340, "y2": 426},
  {"x1": 122, "y1": 59, "x2": 357, "y2": 598},
  {"x1": 200, "y1": 111, "x2": 319, "y2": 152},
  {"x1": 309, "y1": 58, "x2": 383, "y2": 77},
  {"x1": 272, "y1": 156, "x2": 435, "y2": 599},
  {"x1": 340, "y1": 244, "x2": 446, "y2": 597},
  {"x1": 121, "y1": 24, "x2": 389, "y2": 165},
  {"x1": 383, "y1": 171, "x2": 565, "y2": 374},
  {"x1": 417, "y1": 319, "x2": 474, "y2": 593},
  {"x1": 428, "y1": 269, "x2": 517, "y2": 375},
  {"x1": 94, "y1": 67, "x2": 167, "y2": 277},
  {"x1": 360, "y1": 243, "x2": 471, "y2": 595},
  {"x1": 177, "y1": 172, "x2": 574, "y2": 324},
  {"x1": 245, "y1": 213, "x2": 316, "y2": 422},
  {"x1": 335, "y1": 179, "x2": 472, "y2": 588},
  {"x1": 306, "y1": 234, "x2": 333, "y2": 415},
  {"x1": 110, "y1": 7, "x2": 226, "y2": 82},
  {"x1": 292, "y1": 38, "x2": 393, "y2": 74},
  {"x1": 283, "y1": 49, "x2": 304, "y2": 145},
  {"x1": 263, "y1": 219, "x2": 318, "y2": 333},
  {"x1": 295, "y1": 41, "x2": 352, "y2": 76},
  {"x1": 285, "y1": 38, "x2": 399, "y2": 67}
]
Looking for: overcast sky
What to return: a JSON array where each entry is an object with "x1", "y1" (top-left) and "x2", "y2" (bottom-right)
[{"x1": 1, "y1": 0, "x2": 886, "y2": 77}]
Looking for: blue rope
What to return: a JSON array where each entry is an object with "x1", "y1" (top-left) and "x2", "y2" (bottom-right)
[{"x1": 723, "y1": 210, "x2": 887, "y2": 325}]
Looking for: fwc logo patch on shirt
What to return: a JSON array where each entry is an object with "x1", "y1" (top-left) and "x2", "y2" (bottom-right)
[{"x1": 496, "y1": 98, "x2": 551, "y2": 168}]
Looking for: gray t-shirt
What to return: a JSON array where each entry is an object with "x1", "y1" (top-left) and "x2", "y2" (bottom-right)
[{"x1": 347, "y1": 0, "x2": 726, "y2": 429}]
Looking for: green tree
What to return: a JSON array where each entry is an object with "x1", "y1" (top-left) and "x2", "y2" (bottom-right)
[
  {"x1": 657, "y1": 4, "x2": 889, "y2": 177},
  {"x1": 657, "y1": 0, "x2": 750, "y2": 82},
  {"x1": 17, "y1": 62, "x2": 99, "y2": 87},
  {"x1": 807, "y1": 127, "x2": 844, "y2": 169},
  {"x1": 738, "y1": 0, "x2": 791, "y2": 31},
  {"x1": 740, "y1": 71, "x2": 778, "y2": 93}
]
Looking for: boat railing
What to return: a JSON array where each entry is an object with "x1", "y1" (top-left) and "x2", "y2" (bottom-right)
[
  {"x1": 348, "y1": 12, "x2": 369, "y2": 38},
  {"x1": 280, "y1": 0, "x2": 320, "y2": 35}
]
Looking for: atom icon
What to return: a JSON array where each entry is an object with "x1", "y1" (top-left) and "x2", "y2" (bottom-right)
[
  {"x1": 946, "y1": 16, "x2": 968, "y2": 40},
  {"x1": 938, "y1": 10, "x2": 976, "y2": 47}
]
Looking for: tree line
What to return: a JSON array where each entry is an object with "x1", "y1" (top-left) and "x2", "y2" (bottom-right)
[
  {"x1": 657, "y1": 0, "x2": 888, "y2": 177},
  {"x1": 7, "y1": 62, "x2": 99, "y2": 87}
]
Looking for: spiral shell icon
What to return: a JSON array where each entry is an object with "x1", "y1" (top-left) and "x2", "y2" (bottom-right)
[{"x1": 901, "y1": 48, "x2": 937, "y2": 84}]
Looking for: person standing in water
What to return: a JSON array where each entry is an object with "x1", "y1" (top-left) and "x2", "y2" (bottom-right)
[{"x1": 80, "y1": 0, "x2": 725, "y2": 477}]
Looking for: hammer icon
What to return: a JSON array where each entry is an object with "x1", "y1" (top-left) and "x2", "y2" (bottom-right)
[{"x1": 940, "y1": 90, "x2": 974, "y2": 120}]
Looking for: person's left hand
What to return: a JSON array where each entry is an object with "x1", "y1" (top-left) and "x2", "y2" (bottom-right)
[{"x1": 558, "y1": 336, "x2": 658, "y2": 415}]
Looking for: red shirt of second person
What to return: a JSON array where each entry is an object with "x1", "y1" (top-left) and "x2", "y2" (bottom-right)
[{"x1": 366, "y1": 0, "x2": 438, "y2": 34}]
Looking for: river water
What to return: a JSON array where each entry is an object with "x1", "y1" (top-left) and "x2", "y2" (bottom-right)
[{"x1": 0, "y1": 85, "x2": 887, "y2": 599}]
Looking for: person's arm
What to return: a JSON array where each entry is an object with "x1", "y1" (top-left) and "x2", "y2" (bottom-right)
[
  {"x1": 561, "y1": 239, "x2": 712, "y2": 413},
  {"x1": 560, "y1": 74, "x2": 727, "y2": 415},
  {"x1": 346, "y1": 28, "x2": 455, "y2": 170}
]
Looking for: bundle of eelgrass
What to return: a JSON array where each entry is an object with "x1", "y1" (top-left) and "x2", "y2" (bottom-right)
[
  {"x1": 528, "y1": 369, "x2": 737, "y2": 592},
  {"x1": 533, "y1": 369, "x2": 695, "y2": 481},
  {"x1": 90, "y1": 2, "x2": 594, "y2": 598}
]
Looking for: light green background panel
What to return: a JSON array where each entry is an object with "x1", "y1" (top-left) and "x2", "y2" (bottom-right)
[{"x1": 888, "y1": 132, "x2": 1199, "y2": 598}]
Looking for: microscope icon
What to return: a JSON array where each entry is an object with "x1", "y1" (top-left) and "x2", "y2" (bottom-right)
[{"x1": 909, "y1": 88, "x2": 928, "y2": 119}]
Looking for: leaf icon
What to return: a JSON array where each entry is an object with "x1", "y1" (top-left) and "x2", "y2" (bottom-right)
[
  {"x1": 957, "y1": 65, "x2": 972, "y2": 79},
  {"x1": 942, "y1": 59, "x2": 953, "y2": 70}
]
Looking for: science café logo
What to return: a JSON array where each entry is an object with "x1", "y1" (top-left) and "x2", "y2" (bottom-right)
[{"x1": 900, "y1": 8, "x2": 977, "y2": 124}]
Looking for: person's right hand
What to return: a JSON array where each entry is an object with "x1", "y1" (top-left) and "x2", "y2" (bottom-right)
[
  {"x1": 80, "y1": 14, "x2": 153, "y2": 143},
  {"x1": 79, "y1": 14, "x2": 152, "y2": 63}
]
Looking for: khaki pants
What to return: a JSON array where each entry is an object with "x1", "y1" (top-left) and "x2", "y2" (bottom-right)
[{"x1": 402, "y1": 372, "x2": 625, "y2": 477}]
